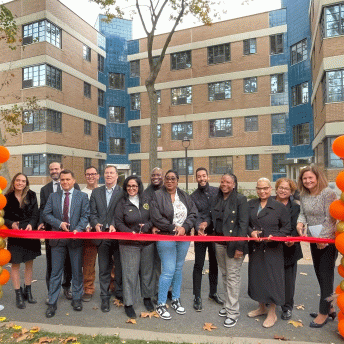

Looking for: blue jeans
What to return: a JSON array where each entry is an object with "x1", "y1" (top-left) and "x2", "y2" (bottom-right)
[{"x1": 156, "y1": 240, "x2": 190, "y2": 305}]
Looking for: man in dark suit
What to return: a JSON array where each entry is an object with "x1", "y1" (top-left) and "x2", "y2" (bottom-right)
[
  {"x1": 90, "y1": 165, "x2": 123, "y2": 312},
  {"x1": 38, "y1": 162, "x2": 80, "y2": 300},
  {"x1": 43, "y1": 169, "x2": 89, "y2": 318}
]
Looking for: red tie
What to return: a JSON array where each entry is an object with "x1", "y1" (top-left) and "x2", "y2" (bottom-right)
[{"x1": 63, "y1": 192, "x2": 70, "y2": 223}]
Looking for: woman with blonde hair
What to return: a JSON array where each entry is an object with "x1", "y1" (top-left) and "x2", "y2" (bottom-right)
[
  {"x1": 296, "y1": 165, "x2": 337, "y2": 328},
  {"x1": 4, "y1": 173, "x2": 41, "y2": 309}
]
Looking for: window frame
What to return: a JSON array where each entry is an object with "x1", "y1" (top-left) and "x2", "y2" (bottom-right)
[
  {"x1": 209, "y1": 118, "x2": 232, "y2": 137},
  {"x1": 130, "y1": 93, "x2": 141, "y2": 110},
  {"x1": 23, "y1": 109, "x2": 62, "y2": 133},
  {"x1": 98, "y1": 124, "x2": 105, "y2": 142},
  {"x1": 84, "y1": 82, "x2": 91, "y2": 98},
  {"x1": 292, "y1": 122, "x2": 310, "y2": 146},
  {"x1": 270, "y1": 34, "x2": 284, "y2": 55},
  {"x1": 245, "y1": 154, "x2": 259, "y2": 170},
  {"x1": 171, "y1": 86, "x2": 192, "y2": 105},
  {"x1": 207, "y1": 43, "x2": 231, "y2": 65},
  {"x1": 109, "y1": 73, "x2": 125, "y2": 90},
  {"x1": 171, "y1": 50, "x2": 192, "y2": 70},
  {"x1": 270, "y1": 73, "x2": 284, "y2": 94},
  {"x1": 131, "y1": 126, "x2": 141, "y2": 144},
  {"x1": 245, "y1": 116, "x2": 259, "y2": 132},
  {"x1": 172, "y1": 157, "x2": 193, "y2": 175},
  {"x1": 290, "y1": 39, "x2": 307, "y2": 65},
  {"x1": 108, "y1": 106, "x2": 125, "y2": 123},
  {"x1": 243, "y1": 77, "x2": 258, "y2": 93},
  {"x1": 22, "y1": 64, "x2": 62, "y2": 90},
  {"x1": 23, "y1": 153, "x2": 62, "y2": 176},
  {"x1": 98, "y1": 54, "x2": 104, "y2": 72},
  {"x1": 272, "y1": 153, "x2": 286, "y2": 174},
  {"x1": 271, "y1": 113, "x2": 286, "y2": 134},
  {"x1": 243, "y1": 38, "x2": 257, "y2": 55},
  {"x1": 208, "y1": 81, "x2": 231, "y2": 101},
  {"x1": 171, "y1": 122, "x2": 193, "y2": 140},
  {"x1": 98, "y1": 89, "x2": 104, "y2": 107},
  {"x1": 109, "y1": 137, "x2": 126, "y2": 155},
  {"x1": 291, "y1": 82, "x2": 309, "y2": 106},
  {"x1": 83, "y1": 44, "x2": 91, "y2": 62},
  {"x1": 209, "y1": 156, "x2": 233, "y2": 175},
  {"x1": 131, "y1": 160, "x2": 141, "y2": 176},
  {"x1": 84, "y1": 119, "x2": 91, "y2": 135},
  {"x1": 130, "y1": 60, "x2": 140, "y2": 78}
]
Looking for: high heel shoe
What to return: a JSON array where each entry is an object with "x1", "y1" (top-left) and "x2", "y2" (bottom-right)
[
  {"x1": 310, "y1": 311, "x2": 336, "y2": 320},
  {"x1": 309, "y1": 317, "x2": 328, "y2": 328}
]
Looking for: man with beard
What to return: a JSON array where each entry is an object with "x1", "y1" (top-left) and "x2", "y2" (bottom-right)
[
  {"x1": 142, "y1": 167, "x2": 164, "y2": 302},
  {"x1": 38, "y1": 162, "x2": 80, "y2": 301},
  {"x1": 191, "y1": 167, "x2": 223, "y2": 311}
]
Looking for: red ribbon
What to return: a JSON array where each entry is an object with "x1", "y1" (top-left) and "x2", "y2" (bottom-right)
[{"x1": 0, "y1": 229, "x2": 335, "y2": 244}]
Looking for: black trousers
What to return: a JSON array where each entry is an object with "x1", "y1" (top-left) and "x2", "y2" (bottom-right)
[
  {"x1": 192, "y1": 241, "x2": 218, "y2": 297},
  {"x1": 45, "y1": 239, "x2": 72, "y2": 292},
  {"x1": 98, "y1": 239, "x2": 122, "y2": 300},
  {"x1": 282, "y1": 262, "x2": 297, "y2": 312},
  {"x1": 310, "y1": 243, "x2": 337, "y2": 315}
]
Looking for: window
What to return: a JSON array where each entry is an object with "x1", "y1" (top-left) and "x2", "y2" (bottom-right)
[
  {"x1": 109, "y1": 73, "x2": 125, "y2": 90},
  {"x1": 157, "y1": 124, "x2": 161, "y2": 138},
  {"x1": 98, "y1": 54, "x2": 104, "y2": 72},
  {"x1": 171, "y1": 122, "x2": 193, "y2": 140},
  {"x1": 208, "y1": 81, "x2": 231, "y2": 101},
  {"x1": 84, "y1": 120, "x2": 91, "y2": 135},
  {"x1": 322, "y1": 4, "x2": 344, "y2": 37},
  {"x1": 23, "y1": 64, "x2": 62, "y2": 90},
  {"x1": 290, "y1": 39, "x2": 307, "y2": 65},
  {"x1": 98, "y1": 89, "x2": 104, "y2": 107},
  {"x1": 23, "y1": 109, "x2": 62, "y2": 133},
  {"x1": 207, "y1": 43, "x2": 231, "y2": 64},
  {"x1": 271, "y1": 74, "x2": 284, "y2": 93},
  {"x1": 209, "y1": 156, "x2": 233, "y2": 175},
  {"x1": 243, "y1": 38, "x2": 256, "y2": 55},
  {"x1": 83, "y1": 44, "x2": 91, "y2": 61},
  {"x1": 172, "y1": 158, "x2": 193, "y2": 175},
  {"x1": 293, "y1": 123, "x2": 310, "y2": 145},
  {"x1": 130, "y1": 93, "x2": 141, "y2": 110},
  {"x1": 109, "y1": 106, "x2": 125, "y2": 123},
  {"x1": 245, "y1": 116, "x2": 258, "y2": 131},
  {"x1": 209, "y1": 118, "x2": 232, "y2": 137},
  {"x1": 84, "y1": 157, "x2": 91, "y2": 170},
  {"x1": 272, "y1": 153, "x2": 286, "y2": 174},
  {"x1": 171, "y1": 86, "x2": 192, "y2": 105},
  {"x1": 271, "y1": 114, "x2": 286, "y2": 134},
  {"x1": 23, "y1": 154, "x2": 61, "y2": 176},
  {"x1": 291, "y1": 82, "x2": 309, "y2": 106},
  {"x1": 245, "y1": 155, "x2": 259, "y2": 170},
  {"x1": 325, "y1": 137, "x2": 344, "y2": 168},
  {"x1": 98, "y1": 124, "x2": 105, "y2": 142},
  {"x1": 131, "y1": 127, "x2": 141, "y2": 144},
  {"x1": 98, "y1": 159, "x2": 106, "y2": 177},
  {"x1": 131, "y1": 160, "x2": 141, "y2": 176},
  {"x1": 171, "y1": 51, "x2": 191, "y2": 70},
  {"x1": 109, "y1": 138, "x2": 125, "y2": 154},
  {"x1": 270, "y1": 34, "x2": 284, "y2": 55},
  {"x1": 130, "y1": 60, "x2": 140, "y2": 77},
  {"x1": 84, "y1": 82, "x2": 91, "y2": 98},
  {"x1": 244, "y1": 77, "x2": 257, "y2": 93},
  {"x1": 22, "y1": 20, "x2": 61, "y2": 48},
  {"x1": 323, "y1": 69, "x2": 344, "y2": 103}
]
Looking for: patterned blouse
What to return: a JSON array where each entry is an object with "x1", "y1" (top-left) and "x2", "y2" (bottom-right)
[
  {"x1": 172, "y1": 191, "x2": 187, "y2": 227},
  {"x1": 297, "y1": 187, "x2": 337, "y2": 239}
]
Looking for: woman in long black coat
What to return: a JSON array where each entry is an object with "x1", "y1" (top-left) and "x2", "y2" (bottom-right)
[
  {"x1": 4, "y1": 173, "x2": 41, "y2": 309},
  {"x1": 247, "y1": 178, "x2": 291, "y2": 328}
]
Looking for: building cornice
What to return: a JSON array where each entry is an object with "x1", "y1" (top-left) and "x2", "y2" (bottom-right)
[{"x1": 312, "y1": 121, "x2": 344, "y2": 148}]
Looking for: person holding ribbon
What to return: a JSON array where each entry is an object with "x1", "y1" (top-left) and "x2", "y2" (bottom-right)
[
  {"x1": 114, "y1": 175, "x2": 155, "y2": 319},
  {"x1": 4, "y1": 173, "x2": 41, "y2": 309},
  {"x1": 150, "y1": 169, "x2": 197, "y2": 320},
  {"x1": 296, "y1": 165, "x2": 337, "y2": 328},
  {"x1": 247, "y1": 177, "x2": 291, "y2": 328}
]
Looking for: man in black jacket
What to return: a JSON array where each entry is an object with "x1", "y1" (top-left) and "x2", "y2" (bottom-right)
[{"x1": 191, "y1": 167, "x2": 223, "y2": 311}]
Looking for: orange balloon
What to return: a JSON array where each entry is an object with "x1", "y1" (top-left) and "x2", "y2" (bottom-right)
[
  {"x1": 0, "y1": 147, "x2": 9, "y2": 164},
  {"x1": 0, "y1": 225, "x2": 8, "y2": 238},
  {"x1": 339, "y1": 311, "x2": 344, "y2": 322},
  {"x1": 337, "y1": 172, "x2": 344, "y2": 192},
  {"x1": 0, "y1": 249, "x2": 11, "y2": 266},
  {"x1": 337, "y1": 285, "x2": 344, "y2": 294},
  {"x1": 0, "y1": 195, "x2": 6, "y2": 210},
  {"x1": 0, "y1": 177, "x2": 7, "y2": 190},
  {"x1": 336, "y1": 233, "x2": 344, "y2": 255},
  {"x1": 333, "y1": 136, "x2": 344, "y2": 158},
  {"x1": 330, "y1": 200, "x2": 344, "y2": 221},
  {"x1": 339, "y1": 265, "x2": 344, "y2": 277},
  {"x1": 338, "y1": 294, "x2": 344, "y2": 312},
  {"x1": 0, "y1": 269, "x2": 10, "y2": 285},
  {"x1": 339, "y1": 319, "x2": 344, "y2": 337}
]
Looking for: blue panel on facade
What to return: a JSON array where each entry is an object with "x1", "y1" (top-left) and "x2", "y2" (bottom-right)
[
  {"x1": 272, "y1": 173, "x2": 287, "y2": 182},
  {"x1": 269, "y1": 8, "x2": 287, "y2": 27},
  {"x1": 128, "y1": 40, "x2": 139, "y2": 55}
]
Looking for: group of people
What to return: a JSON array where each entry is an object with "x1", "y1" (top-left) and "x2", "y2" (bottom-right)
[{"x1": 2, "y1": 162, "x2": 338, "y2": 329}]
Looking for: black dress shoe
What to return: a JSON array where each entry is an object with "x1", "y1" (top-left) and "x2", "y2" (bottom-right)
[
  {"x1": 63, "y1": 288, "x2": 72, "y2": 300},
  {"x1": 310, "y1": 311, "x2": 337, "y2": 320},
  {"x1": 310, "y1": 317, "x2": 328, "y2": 328},
  {"x1": 46, "y1": 304, "x2": 57, "y2": 318},
  {"x1": 281, "y1": 309, "x2": 292, "y2": 320},
  {"x1": 193, "y1": 297, "x2": 202, "y2": 311},
  {"x1": 124, "y1": 305, "x2": 137, "y2": 319},
  {"x1": 71, "y1": 299, "x2": 83, "y2": 311},
  {"x1": 143, "y1": 298, "x2": 154, "y2": 312},
  {"x1": 209, "y1": 293, "x2": 224, "y2": 305},
  {"x1": 101, "y1": 299, "x2": 110, "y2": 312}
]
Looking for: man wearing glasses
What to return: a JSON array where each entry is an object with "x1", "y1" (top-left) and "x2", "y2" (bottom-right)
[{"x1": 81, "y1": 166, "x2": 100, "y2": 302}]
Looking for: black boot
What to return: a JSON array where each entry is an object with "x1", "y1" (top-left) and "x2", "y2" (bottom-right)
[
  {"x1": 15, "y1": 288, "x2": 26, "y2": 309},
  {"x1": 23, "y1": 285, "x2": 37, "y2": 304}
]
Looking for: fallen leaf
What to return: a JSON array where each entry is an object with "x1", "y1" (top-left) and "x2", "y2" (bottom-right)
[
  {"x1": 12, "y1": 325, "x2": 22, "y2": 330},
  {"x1": 65, "y1": 313, "x2": 69, "y2": 316},
  {"x1": 92, "y1": 306, "x2": 98, "y2": 310},
  {"x1": 203, "y1": 323, "x2": 217, "y2": 331},
  {"x1": 16, "y1": 333, "x2": 33, "y2": 342},
  {"x1": 296, "y1": 304, "x2": 305, "y2": 310},
  {"x1": 34, "y1": 337, "x2": 56, "y2": 344},
  {"x1": 150, "y1": 311, "x2": 160, "y2": 318},
  {"x1": 30, "y1": 327, "x2": 40, "y2": 333},
  {"x1": 0, "y1": 317, "x2": 6, "y2": 322},
  {"x1": 140, "y1": 311, "x2": 159, "y2": 319},
  {"x1": 12, "y1": 333, "x2": 20, "y2": 339},
  {"x1": 126, "y1": 318, "x2": 136, "y2": 324},
  {"x1": 61, "y1": 336, "x2": 78, "y2": 344},
  {"x1": 288, "y1": 320, "x2": 303, "y2": 328},
  {"x1": 273, "y1": 334, "x2": 288, "y2": 341},
  {"x1": 300, "y1": 272, "x2": 307, "y2": 276},
  {"x1": 114, "y1": 299, "x2": 123, "y2": 307}
]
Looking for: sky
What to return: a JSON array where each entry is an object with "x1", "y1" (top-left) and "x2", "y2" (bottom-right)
[{"x1": 2, "y1": 0, "x2": 282, "y2": 39}]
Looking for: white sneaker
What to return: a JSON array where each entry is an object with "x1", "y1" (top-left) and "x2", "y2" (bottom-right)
[
  {"x1": 224, "y1": 317, "x2": 237, "y2": 328},
  {"x1": 219, "y1": 307, "x2": 227, "y2": 317},
  {"x1": 171, "y1": 298, "x2": 186, "y2": 315},
  {"x1": 156, "y1": 304, "x2": 171, "y2": 320}
]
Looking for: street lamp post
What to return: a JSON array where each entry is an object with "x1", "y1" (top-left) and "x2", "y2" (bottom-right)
[{"x1": 182, "y1": 137, "x2": 190, "y2": 192}]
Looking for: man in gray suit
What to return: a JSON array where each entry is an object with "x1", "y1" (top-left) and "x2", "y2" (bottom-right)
[
  {"x1": 43, "y1": 170, "x2": 89, "y2": 318},
  {"x1": 89, "y1": 165, "x2": 123, "y2": 312}
]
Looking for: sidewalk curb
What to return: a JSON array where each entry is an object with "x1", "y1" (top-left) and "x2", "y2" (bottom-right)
[{"x1": 14, "y1": 321, "x2": 326, "y2": 344}]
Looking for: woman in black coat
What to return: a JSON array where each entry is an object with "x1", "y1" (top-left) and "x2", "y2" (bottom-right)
[
  {"x1": 274, "y1": 178, "x2": 303, "y2": 321},
  {"x1": 114, "y1": 175, "x2": 154, "y2": 319},
  {"x1": 211, "y1": 173, "x2": 249, "y2": 328},
  {"x1": 4, "y1": 173, "x2": 41, "y2": 309},
  {"x1": 247, "y1": 178, "x2": 291, "y2": 328}
]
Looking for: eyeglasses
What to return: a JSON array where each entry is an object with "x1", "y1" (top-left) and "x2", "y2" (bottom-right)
[
  {"x1": 256, "y1": 187, "x2": 271, "y2": 192},
  {"x1": 277, "y1": 186, "x2": 291, "y2": 191},
  {"x1": 165, "y1": 177, "x2": 177, "y2": 182},
  {"x1": 85, "y1": 173, "x2": 98, "y2": 177},
  {"x1": 127, "y1": 185, "x2": 138, "y2": 189},
  {"x1": 151, "y1": 174, "x2": 162, "y2": 177}
]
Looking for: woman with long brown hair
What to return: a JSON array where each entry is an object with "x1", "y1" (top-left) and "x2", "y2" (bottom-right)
[{"x1": 4, "y1": 173, "x2": 41, "y2": 309}]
